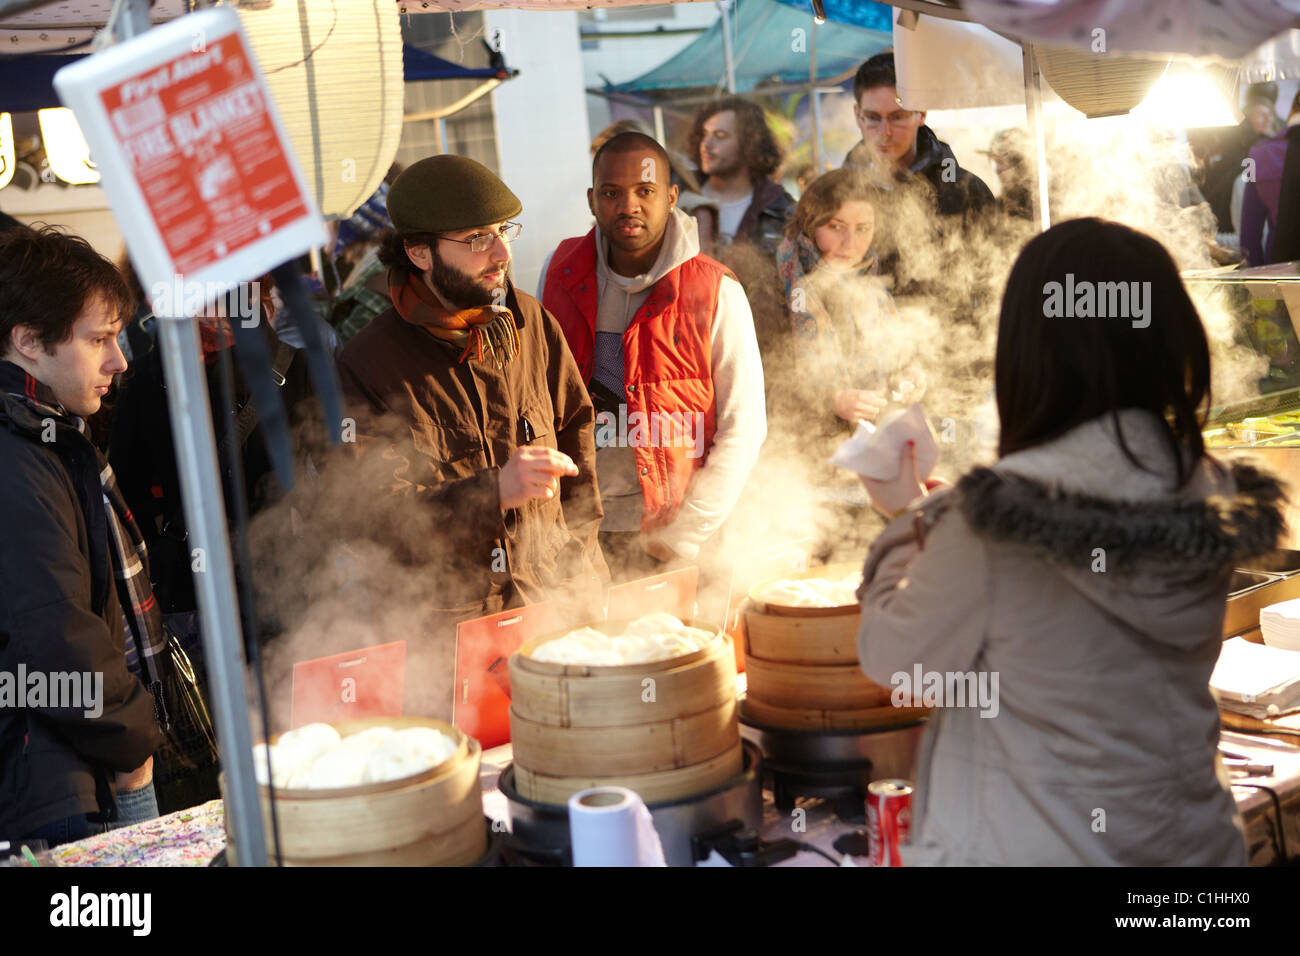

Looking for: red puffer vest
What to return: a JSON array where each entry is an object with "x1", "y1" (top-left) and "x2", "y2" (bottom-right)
[{"x1": 543, "y1": 229, "x2": 731, "y2": 530}]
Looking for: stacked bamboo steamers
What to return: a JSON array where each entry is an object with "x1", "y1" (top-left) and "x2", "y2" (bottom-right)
[
  {"x1": 508, "y1": 621, "x2": 742, "y2": 803},
  {"x1": 742, "y1": 563, "x2": 927, "y2": 730}
]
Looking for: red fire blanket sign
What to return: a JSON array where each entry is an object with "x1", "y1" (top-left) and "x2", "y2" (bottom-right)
[
  {"x1": 100, "y1": 33, "x2": 308, "y2": 275},
  {"x1": 54, "y1": 6, "x2": 324, "y2": 310}
]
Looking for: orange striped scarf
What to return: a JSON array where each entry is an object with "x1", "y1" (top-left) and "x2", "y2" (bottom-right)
[{"x1": 388, "y1": 268, "x2": 520, "y2": 367}]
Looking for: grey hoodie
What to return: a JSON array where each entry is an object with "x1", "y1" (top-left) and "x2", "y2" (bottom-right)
[{"x1": 857, "y1": 410, "x2": 1285, "y2": 865}]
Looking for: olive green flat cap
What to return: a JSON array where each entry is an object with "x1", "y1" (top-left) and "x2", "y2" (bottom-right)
[{"x1": 387, "y1": 155, "x2": 522, "y2": 234}]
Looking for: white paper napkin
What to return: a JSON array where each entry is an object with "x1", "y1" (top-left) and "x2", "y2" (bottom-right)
[{"x1": 829, "y1": 403, "x2": 939, "y2": 482}]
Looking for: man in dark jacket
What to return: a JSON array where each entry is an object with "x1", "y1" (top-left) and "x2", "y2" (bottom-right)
[
  {"x1": 1202, "y1": 82, "x2": 1279, "y2": 233},
  {"x1": 687, "y1": 97, "x2": 795, "y2": 257},
  {"x1": 843, "y1": 52, "x2": 994, "y2": 300},
  {"x1": 844, "y1": 53, "x2": 994, "y2": 226},
  {"x1": 0, "y1": 225, "x2": 164, "y2": 846},
  {"x1": 334, "y1": 156, "x2": 607, "y2": 715}
]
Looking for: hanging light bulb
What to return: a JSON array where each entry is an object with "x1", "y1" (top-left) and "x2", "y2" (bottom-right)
[
  {"x1": 238, "y1": 0, "x2": 403, "y2": 220},
  {"x1": 1131, "y1": 63, "x2": 1239, "y2": 128},
  {"x1": 38, "y1": 107, "x2": 100, "y2": 185}
]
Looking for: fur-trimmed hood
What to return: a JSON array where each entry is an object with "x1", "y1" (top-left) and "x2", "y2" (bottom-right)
[
  {"x1": 955, "y1": 459, "x2": 1285, "y2": 574},
  {"x1": 926, "y1": 411, "x2": 1288, "y2": 648}
]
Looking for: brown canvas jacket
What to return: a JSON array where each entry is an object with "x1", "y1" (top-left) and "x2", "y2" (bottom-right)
[{"x1": 336, "y1": 284, "x2": 608, "y2": 620}]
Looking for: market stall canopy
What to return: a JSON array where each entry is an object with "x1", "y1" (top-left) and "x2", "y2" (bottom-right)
[
  {"x1": 5, "y1": 0, "x2": 1300, "y2": 61},
  {"x1": 1240, "y1": 29, "x2": 1300, "y2": 81},
  {"x1": 893, "y1": 12, "x2": 1025, "y2": 109},
  {"x1": 600, "y1": 0, "x2": 891, "y2": 94},
  {"x1": 953, "y1": 0, "x2": 1300, "y2": 63},
  {"x1": 0, "y1": 0, "x2": 186, "y2": 51},
  {"x1": 0, "y1": 43, "x2": 514, "y2": 113}
]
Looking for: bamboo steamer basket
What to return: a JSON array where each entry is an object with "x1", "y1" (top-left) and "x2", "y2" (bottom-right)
[
  {"x1": 745, "y1": 561, "x2": 862, "y2": 663},
  {"x1": 744, "y1": 563, "x2": 911, "y2": 730},
  {"x1": 225, "y1": 716, "x2": 486, "y2": 867},
  {"x1": 509, "y1": 620, "x2": 741, "y2": 804},
  {"x1": 513, "y1": 741, "x2": 745, "y2": 806},
  {"x1": 743, "y1": 657, "x2": 894, "y2": 710},
  {"x1": 741, "y1": 695, "x2": 928, "y2": 732}
]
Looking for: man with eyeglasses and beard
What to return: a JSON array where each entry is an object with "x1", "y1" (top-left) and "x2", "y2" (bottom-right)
[{"x1": 334, "y1": 157, "x2": 607, "y2": 698}]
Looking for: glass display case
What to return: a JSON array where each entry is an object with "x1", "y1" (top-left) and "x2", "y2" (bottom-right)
[{"x1": 1183, "y1": 262, "x2": 1300, "y2": 547}]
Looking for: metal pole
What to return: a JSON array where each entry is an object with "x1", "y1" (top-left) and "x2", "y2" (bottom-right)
[
  {"x1": 155, "y1": 317, "x2": 267, "y2": 866},
  {"x1": 1022, "y1": 42, "x2": 1051, "y2": 232},
  {"x1": 718, "y1": 0, "x2": 737, "y2": 95},
  {"x1": 436, "y1": 116, "x2": 448, "y2": 154},
  {"x1": 810, "y1": 20, "x2": 822, "y2": 175},
  {"x1": 653, "y1": 104, "x2": 666, "y2": 145},
  {"x1": 114, "y1": 0, "x2": 266, "y2": 868}
]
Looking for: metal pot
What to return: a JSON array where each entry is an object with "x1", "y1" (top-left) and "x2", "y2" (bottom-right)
[{"x1": 739, "y1": 699, "x2": 925, "y2": 776}]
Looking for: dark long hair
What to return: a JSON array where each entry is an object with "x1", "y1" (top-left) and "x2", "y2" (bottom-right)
[
  {"x1": 995, "y1": 218, "x2": 1210, "y2": 487},
  {"x1": 686, "y1": 97, "x2": 782, "y2": 183}
]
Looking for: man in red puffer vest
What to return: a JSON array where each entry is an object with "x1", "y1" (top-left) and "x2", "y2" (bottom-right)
[{"x1": 542, "y1": 132, "x2": 767, "y2": 579}]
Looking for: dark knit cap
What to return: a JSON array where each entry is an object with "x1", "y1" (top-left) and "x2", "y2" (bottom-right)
[{"x1": 387, "y1": 155, "x2": 522, "y2": 235}]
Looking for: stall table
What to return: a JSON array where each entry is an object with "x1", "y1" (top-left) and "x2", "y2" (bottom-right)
[{"x1": 27, "y1": 723, "x2": 1299, "y2": 867}]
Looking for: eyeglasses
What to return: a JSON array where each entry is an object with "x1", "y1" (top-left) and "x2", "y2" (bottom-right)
[
  {"x1": 857, "y1": 109, "x2": 918, "y2": 130},
  {"x1": 439, "y1": 221, "x2": 523, "y2": 254}
]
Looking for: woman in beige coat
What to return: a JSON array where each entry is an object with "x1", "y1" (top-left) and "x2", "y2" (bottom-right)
[{"x1": 856, "y1": 218, "x2": 1286, "y2": 865}]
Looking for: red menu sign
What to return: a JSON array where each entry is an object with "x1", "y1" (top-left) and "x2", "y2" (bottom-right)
[
  {"x1": 98, "y1": 33, "x2": 311, "y2": 275},
  {"x1": 454, "y1": 602, "x2": 561, "y2": 750},
  {"x1": 290, "y1": 641, "x2": 407, "y2": 729},
  {"x1": 606, "y1": 566, "x2": 699, "y2": 624}
]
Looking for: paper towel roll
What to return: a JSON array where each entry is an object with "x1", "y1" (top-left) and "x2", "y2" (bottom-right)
[{"x1": 567, "y1": 786, "x2": 667, "y2": 867}]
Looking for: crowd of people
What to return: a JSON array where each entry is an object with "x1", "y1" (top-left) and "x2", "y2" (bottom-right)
[{"x1": 0, "y1": 51, "x2": 1290, "y2": 866}]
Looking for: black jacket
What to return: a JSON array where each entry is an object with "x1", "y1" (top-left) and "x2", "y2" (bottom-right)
[
  {"x1": 844, "y1": 126, "x2": 995, "y2": 298},
  {"x1": 844, "y1": 125, "x2": 995, "y2": 225},
  {"x1": 108, "y1": 330, "x2": 312, "y2": 614},
  {"x1": 0, "y1": 368, "x2": 162, "y2": 841},
  {"x1": 736, "y1": 178, "x2": 797, "y2": 257},
  {"x1": 1203, "y1": 120, "x2": 1266, "y2": 232}
]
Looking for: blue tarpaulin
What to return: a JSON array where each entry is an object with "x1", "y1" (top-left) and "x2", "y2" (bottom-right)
[
  {"x1": 603, "y1": 0, "x2": 893, "y2": 94},
  {"x1": 402, "y1": 43, "x2": 515, "y2": 82},
  {"x1": 775, "y1": 0, "x2": 894, "y2": 33}
]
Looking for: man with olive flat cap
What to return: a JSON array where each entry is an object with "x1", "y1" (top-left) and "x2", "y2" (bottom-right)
[{"x1": 336, "y1": 155, "x2": 608, "y2": 657}]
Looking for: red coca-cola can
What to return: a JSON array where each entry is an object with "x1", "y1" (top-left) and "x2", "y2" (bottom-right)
[{"x1": 866, "y1": 779, "x2": 913, "y2": 867}]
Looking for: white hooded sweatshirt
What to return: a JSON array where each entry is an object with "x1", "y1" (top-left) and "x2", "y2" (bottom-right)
[{"x1": 579, "y1": 208, "x2": 767, "y2": 560}]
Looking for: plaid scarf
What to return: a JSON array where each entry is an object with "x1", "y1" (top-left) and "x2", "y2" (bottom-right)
[
  {"x1": 0, "y1": 361, "x2": 170, "y2": 729},
  {"x1": 388, "y1": 267, "x2": 520, "y2": 369}
]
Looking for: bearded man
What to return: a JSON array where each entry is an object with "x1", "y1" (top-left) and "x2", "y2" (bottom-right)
[{"x1": 335, "y1": 156, "x2": 607, "y2": 680}]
